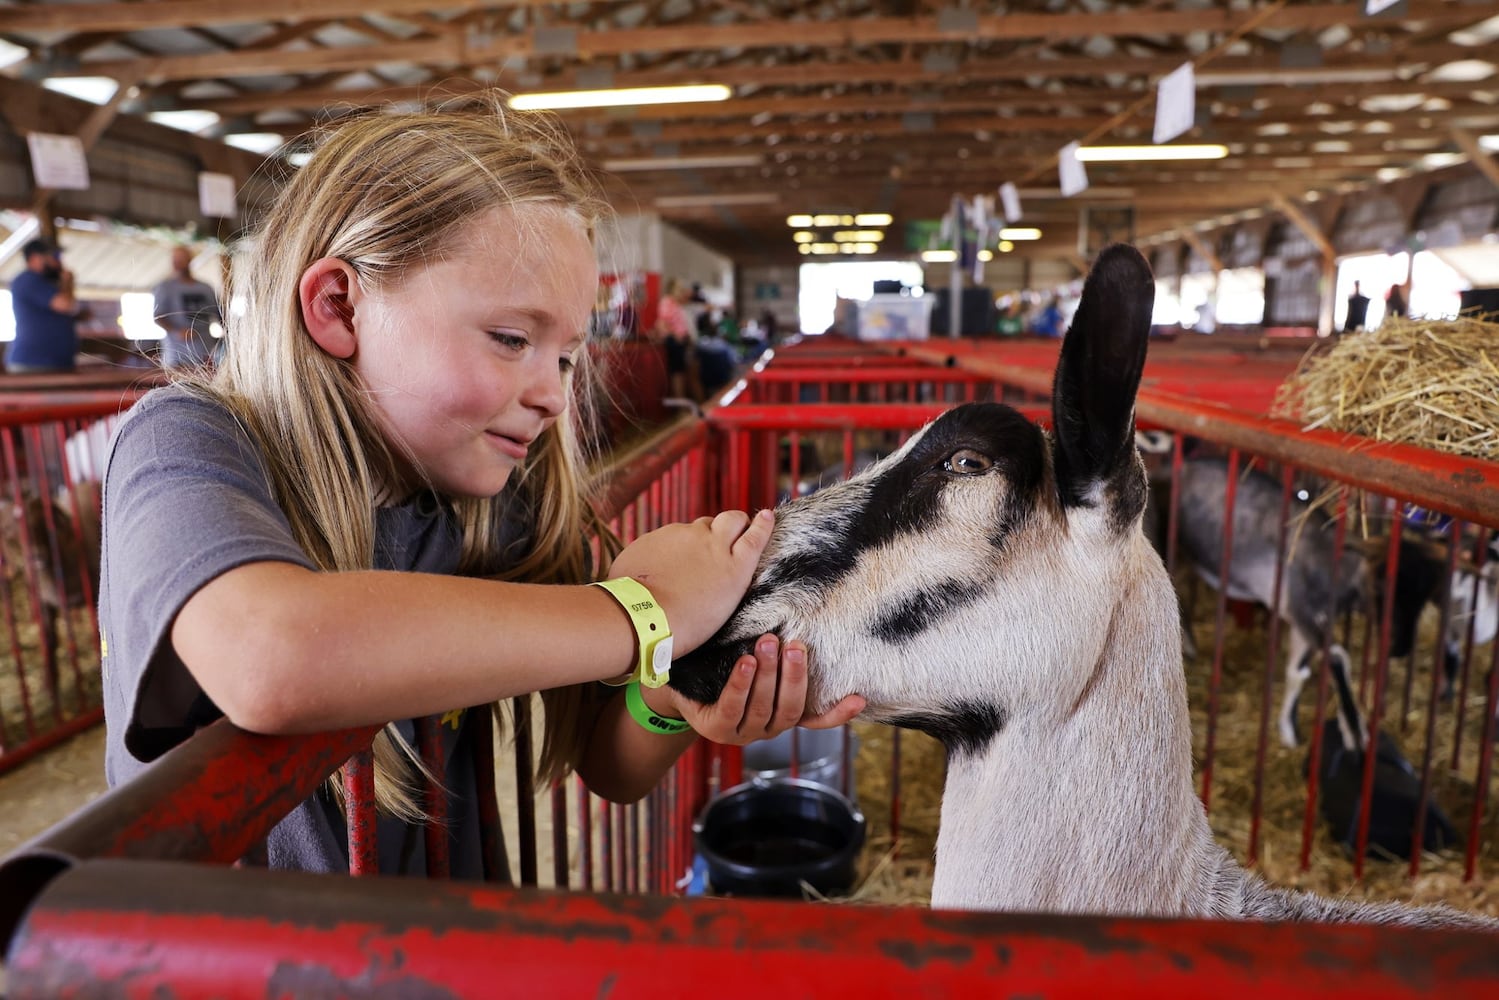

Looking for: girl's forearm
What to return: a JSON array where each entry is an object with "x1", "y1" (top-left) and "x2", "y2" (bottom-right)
[
  {"x1": 172, "y1": 561, "x2": 637, "y2": 733},
  {"x1": 575, "y1": 689, "x2": 697, "y2": 803}
]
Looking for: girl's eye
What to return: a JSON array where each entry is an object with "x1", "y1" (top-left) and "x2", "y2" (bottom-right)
[
  {"x1": 943, "y1": 448, "x2": 993, "y2": 475},
  {"x1": 489, "y1": 331, "x2": 530, "y2": 353},
  {"x1": 559, "y1": 354, "x2": 578, "y2": 375}
]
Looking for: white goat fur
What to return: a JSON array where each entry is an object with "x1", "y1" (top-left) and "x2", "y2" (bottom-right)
[{"x1": 678, "y1": 247, "x2": 1499, "y2": 931}]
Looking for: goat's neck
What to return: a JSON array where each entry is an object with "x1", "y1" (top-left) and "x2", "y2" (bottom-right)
[{"x1": 929, "y1": 549, "x2": 1229, "y2": 916}]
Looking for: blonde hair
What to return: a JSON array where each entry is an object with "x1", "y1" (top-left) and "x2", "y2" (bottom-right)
[{"x1": 189, "y1": 93, "x2": 620, "y2": 819}]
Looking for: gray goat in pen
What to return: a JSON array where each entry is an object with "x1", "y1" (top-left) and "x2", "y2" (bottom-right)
[{"x1": 670, "y1": 245, "x2": 1497, "y2": 929}]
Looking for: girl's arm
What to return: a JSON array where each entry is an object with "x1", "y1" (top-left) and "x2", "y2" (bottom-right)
[
  {"x1": 172, "y1": 510, "x2": 775, "y2": 734},
  {"x1": 576, "y1": 636, "x2": 866, "y2": 803}
]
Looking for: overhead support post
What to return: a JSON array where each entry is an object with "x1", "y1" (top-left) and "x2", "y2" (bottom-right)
[{"x1": 1270, "y1": 192, "x2": 1335, "y2": 337}]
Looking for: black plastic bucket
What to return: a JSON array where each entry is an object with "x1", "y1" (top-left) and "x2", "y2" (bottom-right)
[{"x1": 694, "y1": 777, "x2": 867, "y2": 898}]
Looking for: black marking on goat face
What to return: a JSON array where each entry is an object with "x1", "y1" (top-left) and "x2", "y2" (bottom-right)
[
  {"x1": 871, "y1": 579, "x2": 985, "y2": 645},
  {"x1": 668, "y1": 403, "x2": 1045, "y2": 707},
  {"x1": 889, "y1": 701, "x2": 1008, "y2": 759}
]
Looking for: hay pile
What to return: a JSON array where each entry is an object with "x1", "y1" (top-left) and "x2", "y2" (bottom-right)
[{"x1": 1272, "y1": 316, "x2": 1499, "y2": 460}]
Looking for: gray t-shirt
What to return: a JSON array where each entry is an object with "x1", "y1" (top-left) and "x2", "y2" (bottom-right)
[
  {"x1": 151, "y1": 277, "x2": 221, "y2": 367},
  {"x1": 101, "y1": 385, "x2": 492, "y2": 879}
]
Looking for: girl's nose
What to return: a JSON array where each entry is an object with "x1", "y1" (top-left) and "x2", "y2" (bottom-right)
[{"x1": 522, "y1": 358, "x2": 568, "y2": 418}]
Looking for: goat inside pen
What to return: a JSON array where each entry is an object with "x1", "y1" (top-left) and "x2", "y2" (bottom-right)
[{"x1": 667, "y1": 245, "x2": 1498, "y2": 928}]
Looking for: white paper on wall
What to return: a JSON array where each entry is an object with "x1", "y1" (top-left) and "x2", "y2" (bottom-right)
[
  {"x1": 1058, "y1": 142, "x2": 1089, "y2": 197},
  {"x1": 1154, "y1": 63, "x2": 1196, "y2": 145},
  {"x1": 998, "y1": 182, "x2": 1022, "y2": 223},
  {"x1": 199, "y1": 172, "x2": 238, "y2": 218},
  {"x1": 27, "y1": 133, "x2": 90, "y2": 190}
]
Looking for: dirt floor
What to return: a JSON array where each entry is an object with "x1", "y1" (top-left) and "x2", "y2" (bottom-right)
[{"x1": 0, "y1": 724, "x2": 107, "y2": 856}]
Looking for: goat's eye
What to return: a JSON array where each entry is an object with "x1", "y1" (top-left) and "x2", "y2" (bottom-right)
[{"x1": 943, "y1": 448, "x2": 993, "y2": 475}]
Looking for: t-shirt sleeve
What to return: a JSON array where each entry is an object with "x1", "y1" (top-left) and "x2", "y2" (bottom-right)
[
  {"x1": 101, "y1": 389, "x2": 317, "y2": 766},
  {"x1": 12, "y1": 273, "x2": 55, "y2": 311}
]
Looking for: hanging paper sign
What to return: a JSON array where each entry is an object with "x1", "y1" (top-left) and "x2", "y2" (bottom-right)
[
  {"x1": 26, "y1": 132, "x2": 90, "y2": 190},
  {"x1": 198, "y1": 172, "x2": 238, "y2": 218},
  {"x1": 999, "y1": 182, "x2": 1022, "y2": 223},
  {"x1": 1058, "y1": 142, "x2": 1089, "y2": 197},
  {"x1": 1154, "y1": 63, "x2": 1196, "y2": 145},
  {"x1": 1365, "y1": 0, "x2": 1402, "y2": 15}
]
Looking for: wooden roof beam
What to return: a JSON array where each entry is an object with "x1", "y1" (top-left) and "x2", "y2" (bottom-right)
[
  {"x1": 0, "y1": 0, "x2": 596, "y2": 34},
  {"x1": 71, "y1": 5, "x2": 1453, "y2": 84}
]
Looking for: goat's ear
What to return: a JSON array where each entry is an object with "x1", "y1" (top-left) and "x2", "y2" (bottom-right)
[{"x1": 1050, "y1": 243, "x2": 1154, "y2": 522}]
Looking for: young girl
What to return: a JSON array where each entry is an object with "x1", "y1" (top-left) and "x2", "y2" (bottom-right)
[{"x1": 99, "y1": 95, "x2": 863, "y2": 877}]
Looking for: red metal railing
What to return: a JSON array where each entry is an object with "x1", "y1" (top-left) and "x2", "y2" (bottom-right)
[{"x1": 0, "y1": 399, "x2": 138, "y2": 775}]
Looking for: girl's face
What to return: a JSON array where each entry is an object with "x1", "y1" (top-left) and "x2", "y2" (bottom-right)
[{"x1": 352, "y1": 204, "x2": 597, "y2": 499}]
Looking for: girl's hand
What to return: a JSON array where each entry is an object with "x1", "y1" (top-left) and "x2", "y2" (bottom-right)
[
  {"x1": 607, "y1": 509, "x2": 774, "y2": 656},
  {"x1": 642, "y1": 635, "x2": 865, "y2": 745}
]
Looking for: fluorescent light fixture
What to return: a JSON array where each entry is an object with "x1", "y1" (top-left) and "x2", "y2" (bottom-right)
[
  {"x1": 813, "y1": 214, "x2": 850, "y2": 226},
  {"x1": 787, "y1": 215, "x2": 814, "y2": 227},
  {"x1": 832, "y1": 230, "x2": 884, "y2": 241},
  {"x1": 1075, "y1": 144, "x2": 1227, "y2": 162},
  {"x1": 509, "y1": 84, "x2": 731, "y2": 111},
  {"x1": 921, "y1": 249, "x2": 958, "y2": 263},
  {"x1": 654, "y1": 192, "x2": 778, "y2": 208},
  {"x1": 978, "y1": 249, "x2": 993, "y2": 261},
  {"x1": 792, "y1": 231, "x2": 816, "y2": 243},
  {"x1": 287, "y1": 151, "x2": 313, "y2": 168},
  {"x1": 998, "y1": 240, "x2": 1014, "y2": 252},
  {"x1": 0, "y1": 38, "x2": 28, "y2": 71},
  {"x1": 1196, "y1": 68, "x2": 1398, "y2": 86},
  {"x1": 603, "y1": 153, "x2": 762, "y2": 171},
  {"x1": 810, "y1": 243, "x2": 841, "y2": 254},
  {"x1": 43, "y1": 76, "x2": 118, "y2": 105},
  {"x1": 840, "y1": 243, "x2": 879, "y2": 254},
  {"x1": 224, "y1": 132, "x2": 286, "y2": 155},
  {"x1": 998, "y1": 227, "x2": 1042, "y2": 240},
  {"x1": 148, "y1": 109, "x2": 221, "y2": 134},
  {"x1": 854, "y1": 213, "x2": 893, "y2": 226},
  {"x1": 1480, "y1": 134, "x2": 1499, "y2": 152}
]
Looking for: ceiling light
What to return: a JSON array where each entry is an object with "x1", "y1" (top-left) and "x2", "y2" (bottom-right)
[
  {"x1": 921, "y1": 249, "x2": 958, "y2": 263},
  {"x1": 148, "y1": 109, "x2": 221, "y2": 134},
  {"x1": 845, "y1": 243, "x2": 878, "y2": 255},
  {"x1": 793, "y1": 231, "x2": 815, "y2": 243},
  {"x1": 1480, "y1": 134, "x2": 1499, "y2": 152},
  {"x1": 998, "y1": 227, "x2": 1042, "y2": 240},
  {"x1": 224, "y1": 132, "x2": 286, "y2": 155},
  {"x1": 1075, "y1": 144, "x2": 1228, "y2": 162},
  {"x1": 603, "y1": 153, "x2": 762, "y2": 171},
  {"x1": 787, "y1": 215, "x2": 814, "y2": 227},
  {"x1": 42, "y1": 76, "x2": 118, "y2": 105},
  {"x1": 812, "y1": 214, "x2": 846, "y2": 226},
  {"x1": 1196, "y1": 68, "x2": 1399, "y2": 86},
  {"x1": 978, "y1": 249, "x2": 993, "y2": 261},
  {"x1": 0, "y1": 38, "x2": 27, "y2": 71},
  {"x1": 287, "y1": 151, "x2": 313, "y2": 168},
  {"x1": 509, "y1": 84, "x2": 731, "y2": 111},
  {"x1": 810, "y1": 243, "x2": 841, "y2": 254},
  {"x1": 998, "y1": 240, "x2": 1014, "y2": 252},
  {"x1": 654, "y1": 192, "x2": 778, "y2": 208},
  {"x1": 1427, "y1": 60, "x2": 1495, "y2": 83},
  {"x1": 832, "y1": 230, "x2": 884, "y2": 241},
  {"x1": 855, "y1": 213, "x2": 893, "y2": 226}
]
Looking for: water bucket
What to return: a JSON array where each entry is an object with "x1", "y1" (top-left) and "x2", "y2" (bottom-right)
[
  {"x1": 694, "y1": 777, "x2": 867, "y2": 899},
  {"x1": 741, "y1": 725, "x2": 857, "y2": 798}
]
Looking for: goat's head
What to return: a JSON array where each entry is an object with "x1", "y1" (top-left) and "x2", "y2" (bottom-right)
[{"x1": 670, "y1": 244, "x2": 1160, "y2": 751}]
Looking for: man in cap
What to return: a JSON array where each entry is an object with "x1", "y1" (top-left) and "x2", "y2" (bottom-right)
[{"x1": 7, "y1": 237, "x2": 84, "y2": 373}]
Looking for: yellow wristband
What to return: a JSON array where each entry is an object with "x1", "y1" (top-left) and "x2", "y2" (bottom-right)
[{"x1": 592, "y1": 577, "x2": 673, "y2": 689}]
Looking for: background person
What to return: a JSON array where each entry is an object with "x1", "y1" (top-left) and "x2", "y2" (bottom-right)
[
  {"x1": 7, "y1": 238, "x2": 85, "y2": 373},
  {"x1": 152, "y1": 245, "x2": 223, "y2": 368}
]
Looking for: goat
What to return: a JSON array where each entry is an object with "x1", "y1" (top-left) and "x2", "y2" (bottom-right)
[
  {"x1": 0, "y1": 480, "x2": 102, "y2": 710},
  {"x1": 670, "y1": 245, "x2": 1498, "y2": 929},
  {"x1": 1159, "y1": 458, "x2": 1372, "y2": 750},
  {"x1": 1381, "y1": 534, "x2": 1498, "y2": 704}
]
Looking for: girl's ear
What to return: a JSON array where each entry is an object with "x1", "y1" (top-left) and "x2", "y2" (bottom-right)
[{"x1": 298, "y1": 257, "x2": 362, "y2": 359}]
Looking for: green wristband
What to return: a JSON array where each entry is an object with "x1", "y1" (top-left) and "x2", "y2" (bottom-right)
[{"x1": 624, "y1": 681, "x2": 692, "y2": 736}]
